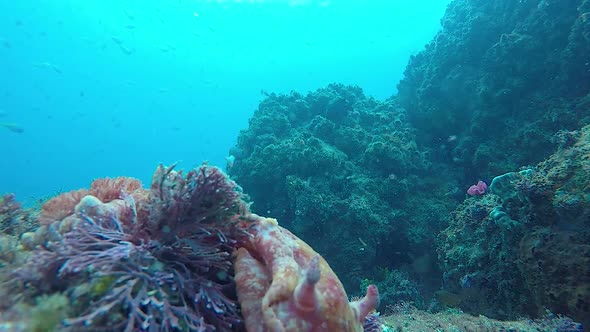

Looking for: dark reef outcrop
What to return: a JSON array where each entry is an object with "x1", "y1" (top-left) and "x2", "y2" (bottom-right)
[
  {"x1": 440, "y1": 125, "x2": 590, "y2": 325},
  {"x1": 397, "y1": 0, "x2": 590, "y2": 181},
  {"x1": 397, "y1": 1, "x2": 590, "y2": 323},
  {"x1": 229, "y1": 84, "x2": 453, "y2": 302}
]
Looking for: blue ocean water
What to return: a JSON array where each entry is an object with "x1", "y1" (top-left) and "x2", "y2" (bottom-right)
[{"x1": 0, "y1": 0, "x2": 449, "y2": 205}]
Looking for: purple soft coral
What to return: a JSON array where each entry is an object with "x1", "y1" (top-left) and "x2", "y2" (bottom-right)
[
  {"x1": 363, "y1": 312, "x2": 384, "y2": 332},
  {"x1": 14, "y1": 164, "x2": 247, "y2": 332},
  {"x1": 146, "y1": 163, "x2": 246, "y2": 240}
]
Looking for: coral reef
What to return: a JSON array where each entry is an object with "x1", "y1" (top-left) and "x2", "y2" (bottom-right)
[
  {"x1": 439, "y1": 126, "x2": 590, "y2": 325},
  {"x1": 360, "y1": 268, "x2": 423, "y2": 311},
  {"x1": 229, "y1": 84, "x2": 451, "y2": 301},
  {"x1": 2, "y1": 0, "x2": 589, "y2": 330},
  {"x1": 227, "y1": 0, "x2": 590, "y2": 328},
  {"x1": 38, "y1": 176, "x2": 147, "y2": 226},
  {"x1": 0, "y1": 164, "x2": 381, "y2": 332},
  {"x1": 0, "y1": 194, "x2": 37, "y2": 268},
  {"x1": 4, "y1": 164, "x2": 247, "y2": 331},
  {"x1": 397, "y1": 0, "x2": 590, "y2": 181},
  {"x1": 0, "y1": 193, "x2": 36, "y2": 236}
]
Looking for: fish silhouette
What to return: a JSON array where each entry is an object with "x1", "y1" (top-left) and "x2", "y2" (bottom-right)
[{"x1": 1, "y1": 123, "x2": 24, "y2": 133}]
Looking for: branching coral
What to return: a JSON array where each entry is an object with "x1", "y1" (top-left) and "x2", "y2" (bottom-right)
[
  {"x1": 13, "y1": 164, "x2": 247, "y2": 332},
  {"x1": 0, "y1": 193, "x2": 36, "y2": 238},
  {"x1": 146, "y1": 163, "x2": 245, "y2": 240},
  {"x1": 0, "y1": 194, "x2": 23, "y2": 234}
]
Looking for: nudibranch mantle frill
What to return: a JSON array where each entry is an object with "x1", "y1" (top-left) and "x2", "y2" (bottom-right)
[{"x1": 234, "y1": 215, "x2": 379, "y2": 332}]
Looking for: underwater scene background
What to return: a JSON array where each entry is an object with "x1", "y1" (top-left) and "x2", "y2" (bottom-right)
[
  {"x1": 0, "y1": 0, "x2": 448, "y2": 204},
  {"x1": 1, "y1": 0, "x2": 589, "y2": 331}
]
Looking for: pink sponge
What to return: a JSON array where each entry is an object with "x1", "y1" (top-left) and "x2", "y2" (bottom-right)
[{"x1": 467, "y1": 180, "x2": 488, "y2": 196}]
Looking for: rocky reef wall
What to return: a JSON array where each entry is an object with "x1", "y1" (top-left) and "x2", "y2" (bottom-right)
[{"x1": 397, "y1": 0, "x2": 590, "y2": 180}]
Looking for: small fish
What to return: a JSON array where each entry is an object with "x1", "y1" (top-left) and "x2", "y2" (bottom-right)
[
  {"x1": 33, "y1": 62, "x2": 62, "y2": 74},
  {"x1": 123, "y1": 9, "x2": 135, "y2": 20},
  {"x1": 159, "y1": 43, "x2": 176, "y2": 52},
  {"x1": 1, "y1": 38, "x2": 11, "y2": 48},
  {"x1": 118, "y1": 44, "x2": 134, "y2": 55},
  {"x1": 1, "y1": 123, "x2": 24, "y2": 133},
  {"x1": 50, "y1": 63, "x2": 62, "y2": 74},
  {"x1": 125, "y1": 24, "x2": 136, "y2": 30},
  {"x1": 111, "y1": 36, "x2": 123, "y2": 45}
]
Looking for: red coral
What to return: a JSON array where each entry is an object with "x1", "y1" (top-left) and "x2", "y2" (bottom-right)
[
  {"x1": 39, "y1": 189, "x2": 89, "y2": 225},
  {"x1": 38, "y1": 177, "x2": 147, "y2": 226},
  {"x1": 89, "y1": 177, "x2": 143, "y2": 202}
]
